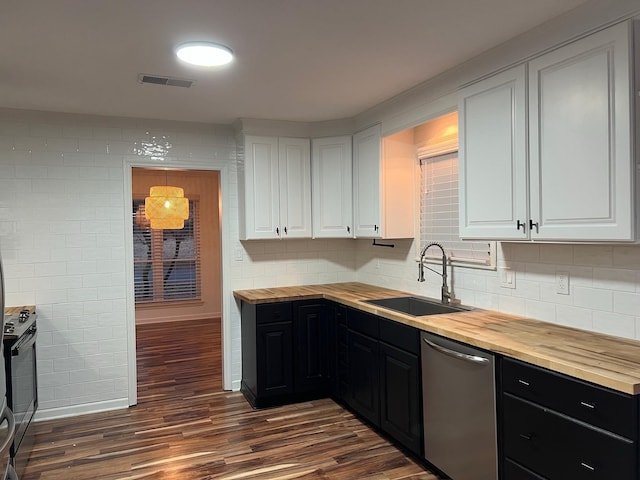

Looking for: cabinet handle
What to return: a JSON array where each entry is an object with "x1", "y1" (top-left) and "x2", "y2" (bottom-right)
[
  {"x1": 516, "y1": 220, "x2": 526, "y2": 232},
  {"x1": 284, "y1": 226, "x2": 288, "y2": 234},
  {"x1": 519, "y1": 433, "x2": 532, "y2": 441},
  {"x1": 580, "y1": 462, "x2": 595, "y2": 471},
  {"x1": 374, "y1": 224, "x2": 379, "y2": 232},
  {"x1": 347, "y1": 226, "x2": 351, "y2": 234},
  {"x1": 580, "y1": 401, "x2": 596, "y2": 409},
  {"x1": 423, "y1": 338, "x2": 490, "y2": 364},
  {"x1": 529, "y1": 219, "x2": 539, "y2": 233},
  {"x1": 276, "y1": 227, "x2": 280, "y2": 235},
  {"x1": 518, "y1": 379, "x2": 530, "y2": 386}
]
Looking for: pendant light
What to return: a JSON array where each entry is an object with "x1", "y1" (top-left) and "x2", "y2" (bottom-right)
[{"x1": 144, "y1": 175, "x2": 189, "y2": 230}]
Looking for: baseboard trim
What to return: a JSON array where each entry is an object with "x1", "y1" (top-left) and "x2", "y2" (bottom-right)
[{"x1": 34, "y1": 398, "x2": 130, "y2": 422}]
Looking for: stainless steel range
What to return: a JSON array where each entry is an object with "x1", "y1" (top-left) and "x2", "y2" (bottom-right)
[{"x1": 3, "y1": 310, "x2": 37, "y2": 479}]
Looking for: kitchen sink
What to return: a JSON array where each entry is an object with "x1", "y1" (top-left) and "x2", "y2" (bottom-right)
[{"x1": 363, "y1": 296, "x2": 468, "y2": 316}]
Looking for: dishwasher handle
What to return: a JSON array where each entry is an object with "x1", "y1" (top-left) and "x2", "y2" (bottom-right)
[{"x1": 423, "y1": 337, "x2": 490, "y2": 364}]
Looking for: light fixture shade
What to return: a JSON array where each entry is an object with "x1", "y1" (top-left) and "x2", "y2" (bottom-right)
[
  {"x1": 145, "y1": 185, "x2": 189, "y2": 229},
  {"x1": 176, "y1": 41, "x2": 233, "y2": 67},
  {"x1": 150, "y1": 217, "x2": 185, "y2": 229}
]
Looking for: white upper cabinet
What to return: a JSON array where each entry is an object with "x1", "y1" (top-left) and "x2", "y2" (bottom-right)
[
  {"x1": 311, "y1": 136, "x2": 353, "y2": 238},
  {"x1": 528, "y1": 23, "x2": 633, "y2": 241},
  {"x1": 353, "y1": 124, "x2": 415, "y2": 239},
  {"x1": 459, "y1": 21, "x2": 634, "y2": 242},
  {"x1": 239, "y1": 136, "x2": 311, "y2": 240},
  {"x1": 458, "y1": 65, "x2": 528, "y2": 239}
]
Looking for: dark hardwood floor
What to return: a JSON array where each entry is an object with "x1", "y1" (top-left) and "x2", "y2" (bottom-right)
[{"x1": 22, "y1": 318, "x2": 437, "y2": 479}]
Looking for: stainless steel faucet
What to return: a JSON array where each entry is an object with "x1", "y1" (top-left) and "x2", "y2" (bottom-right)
[{"x1": 418, "y1": 242, "x2": 451, "y2": 304}]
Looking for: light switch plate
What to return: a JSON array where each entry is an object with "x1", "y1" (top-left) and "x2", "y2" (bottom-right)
[{"x1": 500, "y1": 267, "x2": 515, "y2": 289}]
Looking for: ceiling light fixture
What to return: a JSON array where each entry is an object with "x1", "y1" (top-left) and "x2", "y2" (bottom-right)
[{"x1": 175, "y1": 41, "x2": 233, "y2": 67}]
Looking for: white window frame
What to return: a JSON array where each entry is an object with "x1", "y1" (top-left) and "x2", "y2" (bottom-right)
[{"x1": 417, "y1": 141, "x2": 497, "y2": 270}]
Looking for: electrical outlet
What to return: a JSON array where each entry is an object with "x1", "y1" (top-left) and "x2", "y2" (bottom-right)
[
  {"x1": 556, "y1": 271, "x2": 569, "y2": 295},
  {"x1": 500, "y1": 267, "x2": 515, "y2": 289}
]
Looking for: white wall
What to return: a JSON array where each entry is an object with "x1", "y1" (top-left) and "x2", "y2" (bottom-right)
[
  {"x1": 2, "y1": 104, "x2": 640, "y2": 419},
  {"x1": 356, "y1": 239, "x2": 640, "y2": 341},
  {"x1": 0, "y1": 108, "x2": 360, "y2": 418}
]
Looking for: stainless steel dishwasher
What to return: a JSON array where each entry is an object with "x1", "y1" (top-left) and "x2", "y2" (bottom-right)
[{"x1": 421, "y1": 332, "x2": 498, "y2": 480}]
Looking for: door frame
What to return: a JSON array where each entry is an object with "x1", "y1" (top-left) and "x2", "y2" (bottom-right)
[{"x1": 123, "y1": 158, "x2": 234, "y2": 406}]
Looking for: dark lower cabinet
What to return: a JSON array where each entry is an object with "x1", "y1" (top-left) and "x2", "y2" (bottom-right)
[
  {"x1": 257, "y1": 321, "x2": 293, "y2": 397},
  {"x1": 347, "y1": 330, "x2": 379, "y2": 425},
  {"x1": 501, "y1": 358, "x2": 640, "y2": 480},
  {"x1": 241, "y1": 300, "x2": 329, "y2": 408},
  {"x1": 503, "y1": 459, "x2": 547, "y2": 480},
  {"x1": 343, "y1": 309, "x2": 422, "y2": 456},
  {"x1": 293, "y1": 300, "x2": 329, "y2": 394},
  {"x1": 379, "y1": 341, "x2": 421, "y2": 455}
]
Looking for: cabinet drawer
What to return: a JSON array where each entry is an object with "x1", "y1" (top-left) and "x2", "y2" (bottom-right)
[
  {"x1": 502, "y1": 358, "x2": 637, "y2": 439},
  {"x1": 256, "y1": 302, "x2": 292, "y2": 325},
  {"x1": 504, "y1": 459, "x2": 547, "y2": 480},
  {"x1": 503, "y1": 394, "x2": 635, "y2": 480},
  {"x1": 347, "y1": 309, "x2": 379, "y2": 338},
  {"x1": 379, "y1": 318, "x2": 419, "y2": 354}
]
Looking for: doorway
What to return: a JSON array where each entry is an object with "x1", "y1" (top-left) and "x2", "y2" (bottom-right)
[{"x1": 130, "y1": 168, "x2": 224, "y2": 400}]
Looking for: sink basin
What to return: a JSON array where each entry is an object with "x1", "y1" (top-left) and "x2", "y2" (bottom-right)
[{"x1": 364, "y1": 296, "x2": 468, "y2": 316}]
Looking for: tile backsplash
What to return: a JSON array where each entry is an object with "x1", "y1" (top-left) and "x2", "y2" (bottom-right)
[{"x1": 356, "y1": 239, "x2": 640, "y2": 340}]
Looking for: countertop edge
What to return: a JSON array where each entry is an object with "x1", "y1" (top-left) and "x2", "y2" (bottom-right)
[{"x1": 234, "y1": 283, "x2": 640, "y2": 395}]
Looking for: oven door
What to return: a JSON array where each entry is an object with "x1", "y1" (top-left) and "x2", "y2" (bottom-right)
[{"x1": 8, "y1": 327, "x2": 37, "y2": 466}]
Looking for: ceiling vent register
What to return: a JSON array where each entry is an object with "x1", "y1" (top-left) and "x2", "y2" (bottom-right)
[{"x1": 138, "y1": 74, "x2": 194, "y2": 88}]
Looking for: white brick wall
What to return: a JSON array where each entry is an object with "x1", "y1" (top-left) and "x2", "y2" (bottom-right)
[
  {"x1": 2, "y1": 107, "x2": 640, "y2": 418},
  {"x1": 0, "y1": 108, "x2": 359, "y2": 416},
  {"x1": 356, "y1": 240, "x2": 640, "y2": 341}
]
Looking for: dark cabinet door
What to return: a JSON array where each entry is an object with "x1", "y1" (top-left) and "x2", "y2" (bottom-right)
[
  {"x1": 325, "y1": 302, "x2": 347, "y2": 398},
  {"x1": 348, "y1": 330, "x2": 379, "y2": 426},
  {"x1": 294, "y1": 301, "x2": 329, "y2": 393},
  {"x1": 379, "y1": 341, "x2": 422, "y2": 455},
  {"x1": 503, "y1": 393, "x2": 635, "y2": 480},
  {"x1": 256, "y1": 321, "x2": 293, "y2": 397}
]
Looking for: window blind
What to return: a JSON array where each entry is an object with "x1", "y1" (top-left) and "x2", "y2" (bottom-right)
[
  {"x1": 420, "y1": 152, "x2": 493, "y2": 267},
  {"x1": 133, "y1": 199, "x2": 201, "y2": 304}
]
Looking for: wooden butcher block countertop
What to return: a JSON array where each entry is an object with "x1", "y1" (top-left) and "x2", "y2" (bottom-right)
[
  {"x1": 4, "y1": 305, "x2": 36, "y2": 316},
  {"x1": 234, "y1": 282, "x2": 640, "y2": 395}
]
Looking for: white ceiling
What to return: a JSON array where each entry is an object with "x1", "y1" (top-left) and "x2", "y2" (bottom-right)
[{"x1": 0, "y1": 0, "x2": 590, "y2": 125}]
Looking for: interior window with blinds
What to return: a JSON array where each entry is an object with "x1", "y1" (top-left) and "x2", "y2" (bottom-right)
[
  {"x1": 420, "y1": 151, "x2": 495, "y2": 268},
  {"x1": 133, "y1": 199, "x2": 201, "y2": 304}
]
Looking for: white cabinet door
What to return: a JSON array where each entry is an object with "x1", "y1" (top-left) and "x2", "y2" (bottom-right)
[
  {"x1": 353, "y1": 124, "x2": 382, "y2": 238},
  {"x1": 240, "y1": 136, "x2": 311, "y2": 240},
  {"x1": 459, "y1": 22, "x2": 634, "y2": 242},
  {"x1": 242, "y1": 136, "x2": 280, "y2": 239},
  {"x1": 458, "y1": 65, "x2": 528, "y2": 240},
  {"x1": 278, "y1": 137, "x2": 311, "y2": 238},
  {"x1": 312, "y1": 136, "x2": 353, "y2": 238},
  {"x1": 528, "y1": 22, "x2": 633, "y2": 241}
]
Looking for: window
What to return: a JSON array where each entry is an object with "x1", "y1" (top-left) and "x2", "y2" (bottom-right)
[
  {"x1": 419, "y1": 148, "x2": 495, "y2": 269},
  {"x1": 132, "y1": 198, "x2": 201, "y2": 304}
]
